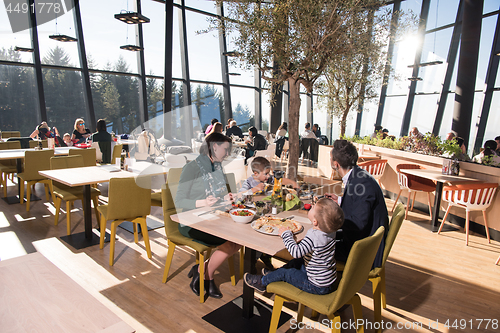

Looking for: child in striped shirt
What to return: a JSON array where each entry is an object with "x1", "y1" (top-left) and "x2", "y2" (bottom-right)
[{"x1": 244, "y1": 198, "x2": 344, "y2": 295}]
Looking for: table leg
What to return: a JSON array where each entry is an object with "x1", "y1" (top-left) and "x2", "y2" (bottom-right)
[
  {"x1": 83, "y1": 184, "x2": 92, "y2": 239},
  {"x1": 431, "y1": 181, "x2": 444, "y2": 232},
  {"x1": 242, "y1": 248, "x2": 257, "y2": 319}
]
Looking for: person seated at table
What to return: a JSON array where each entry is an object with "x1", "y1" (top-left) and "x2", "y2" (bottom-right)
[
  {"x1": 30, "y1": 121, "x2": 65, "y2": 147},
  {"x1": 495, "y1": 136, "x2": 500, "y2": 156},
  {"x1": 63, "y1": 133, "x2": 73, "y2": 147},
  {"x1": 370, "y1": 125, "x2": 383, "y2": 139},
  {"x1": 409, "y1": 127, "x2": 423, "y2": 140},
  {"x1": 91, "y1": 119, "x2": 112, "y2": 163},
  {"x1": 324, "y1": 139, "x2": 388, "y2": 268},
  {"x1": 473, "y1": 140, "x2": 500, "y2": 165},
  {"x1": 301, "y1": 122, "x2": 318, "y2": 140},
  {"x1": 206, "y1": 122, "x2": 223, "y2": 138},
  {"x1": 275, "y1": 122, "x2": 288, "y2": 158},
  {"x1": 225, "y1": 118, "x2": 233, "y2": 131},
  {"x1": 244, "y1": 126, "x2": 267, "y2": 162},
  {"x1": 445, "y1": 132, "x2": 456, "y2": 141},
  {"x1": 225, "y1": 120, "x2": 243, "y2": 139},
  {"x1": 71, "y1": 118, "x2": 91, "y2": 144},
  {"x1": 443, "y1": 137, "x2": 470, "y2": 162},
  {"x1": 244, "y1": 198, "x2": 344, "y2": 295},
  {"x1": 204, "y1": 118, "x2": 219, "y2": 135},
  {"x1": 175, "y1": 132, "x2": 241, "y2": 299},
  {"x1": 239, "y1": 157, "x2": 298, "y2": 194}
]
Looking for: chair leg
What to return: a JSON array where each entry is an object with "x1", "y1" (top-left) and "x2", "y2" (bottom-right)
[
  {"x1": 92, "y1": 197, "x2": 100, "y2": 227},
  {"x1": 109, "y1": 220, "x2": 119, "y2": 266},
  {"x1": 269, "y1": 295, "x2": 285, "y2": 333},
  {"x1": 19, "y1": 180, "x2": 25, "y2": 207},
  {"x1": 239, "y1": 247, "x2": 245, "y2": 279},
  {"x1": 380, "y1": 267, "x2": 387, "y2": 309},
  {"x1": 66, "y1": 201, "x2": 72, "y2": 235},
  {"x1": 438, "y1": 205, "x2": 452, "y2": 234},
  {"x1": 496, "y1": 255, "x2": 500, "y2": 265},
  {"x1": 392, "y1": 190, "x2": 402, "y2": 212},
  {"x1": 44, "y1": 182, "x2": 50, "y2": 201},
  {"x1": 411, "y1": 191, "x2": 416, "y2": 211},
  {"x1": 99, "y1": 215, "x2": 107, "y2": 249},
  {"x1": 199, "y1": 252, "x2": 206, "y2": 303},
  {"x1": 162, "y1": 240, "x2": 176, "y2": 283},
  {"x1": 405, "y1": 192, "x2": 411, "y2": 220},
  {"x1": 482, "y1": 210, "x2": 491, "y2": 243},
  {"x1": 427, "y1": 192, "x2": 433, "y2": 220},
  {"x1": 370, "y1": 276, "x2": 382, "y2": 333},
  {"x1": 349, "y1": 294, "x2": 364, "y2": 333},
  {"x1": 26, "y1": 182, "x2": 32, "y2": 211},
  {"x1": 297, "y1": 303, "x2": 305, "y2": 323},
  {"x1": 228, "y1": 254, "x2": 236, "y2": 286},
  {"x1": 138, "y1": 218, "x2": 152, "y2": 259},
  {"x1": 2, "y1": 173, "x2": 7, "y2": 198},
  {"x1": 465, "y1": 210, "x2": 470, "y2": 246},
  {"x1": 54, "y1": 197, "x2": 62, "y2": 225},
  {"x1": 133, "y1": 223, "x2": 138, "y2": 244}
]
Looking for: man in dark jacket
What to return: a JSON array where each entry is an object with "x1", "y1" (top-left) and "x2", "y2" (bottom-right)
[
  {"x1": 225, "y1": 120, "x2": 244, "y2": 138},
  {"x1": 325, "y1": 140, "x2": 388, "y2": 268}
]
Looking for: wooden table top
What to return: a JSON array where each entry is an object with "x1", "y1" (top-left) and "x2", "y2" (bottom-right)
[
  {"x1": 0, "y1": 147, "x2": 74, "y2": 160},
  {"x1": 400, "y1": 168, "x2": 481, "y2": 184},
  {"x1": 39, "y1": 162, "x2": 169, "y2": 187},
  {"x1": 171, "y1": 208, "x2": 312, "y2": 256},
  {"x1": 0, "y1": 252, "x2": 135, "y2": 333}
]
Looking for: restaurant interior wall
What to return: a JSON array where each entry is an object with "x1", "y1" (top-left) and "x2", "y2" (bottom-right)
[{"x1": 0, "y1": 0, "x2": 499, "y2": 150}]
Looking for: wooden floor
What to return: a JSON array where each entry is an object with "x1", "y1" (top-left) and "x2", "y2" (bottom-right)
[{"x1": 1, "y1": 166, "x2": 499, "y2": 333}]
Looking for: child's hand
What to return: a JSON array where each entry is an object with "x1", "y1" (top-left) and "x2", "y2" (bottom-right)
[
  {"x1": 253, "y1": 183, "x2": 265, "y2": 192},
  {"x1": 278, "y1": 227, "x2": 289, "y2": 236}
]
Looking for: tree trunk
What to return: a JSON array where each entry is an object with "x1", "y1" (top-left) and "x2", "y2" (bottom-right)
[
  {"x1": 340, "y1": 108, "x2": 349, "y2": 138},
  {"x1": 286, "y1": 78, "x2": 301, "y2": 181}
]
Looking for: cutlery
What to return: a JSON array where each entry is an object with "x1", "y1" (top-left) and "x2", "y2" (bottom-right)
[{"x1": 281, "y1": 215, "x2": 294, "y2": 222}]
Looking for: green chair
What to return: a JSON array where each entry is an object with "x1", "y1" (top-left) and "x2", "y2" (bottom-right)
[
  {"x1": 1, "y1": 131, "x2": 21, "y2": 139},
  {"x1": 0, "y1": 141, "x2": 21, "y2": 197},
  {"x1": 50, "y1": 155, "x2": 101, "y2": 235},
  {"x1": 161, "y1": 168, "x2": 238, "y2": 304},
  {"x1": 98, "y1": 177, "x2": 152, "y2": 266},
  {"x1": 112, "y1": 144, "x2": 123, "y2": 163},
  {"x1": 18, "y1": 149, "x2": 54, "y2": 211},
  {"x1": 69, "y1": 148, "x2": 97, "y2": 166},
  {"x1": 267, "y1": 226, "x2": 385, "y2": 333},
  {"x1": 369, "y1": 203, "x2": 405, "y2": 332}
]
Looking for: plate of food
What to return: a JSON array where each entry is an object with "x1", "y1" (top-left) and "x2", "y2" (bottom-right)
[
  {"x1": 229, "y1": 209, "x2": 256, "y2": 223},
  {"x1": 251, "y1": 216, "x2": 303, "y2": 236}
]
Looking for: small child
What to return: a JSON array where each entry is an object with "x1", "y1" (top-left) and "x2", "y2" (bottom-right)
[
  {"x1": 63, "y1": 133, "x2": 73, "y2": 146},
  {"x1": 244, "y1": 198, "x2": 344, "y2": 295},
  {"x1": 240, "y1": 156, "x2": 298, "y2": 194}
]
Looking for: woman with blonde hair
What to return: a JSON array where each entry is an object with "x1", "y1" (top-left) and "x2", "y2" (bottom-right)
[{"x1": 71, "y1": 118, "x2": 91, "y2": 144}]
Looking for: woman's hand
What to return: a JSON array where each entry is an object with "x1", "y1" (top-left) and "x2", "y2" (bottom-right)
[
  {"x1": 195, "y1": 195, "x2": 219, "y2": 208},
  {"x1": 224, "y1": 193, "x2": 234, "y2": 202}
]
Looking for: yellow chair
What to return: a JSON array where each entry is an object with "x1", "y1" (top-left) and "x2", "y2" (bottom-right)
[
  {"x1": 112, "y1": 144, "x2": 123, "y2": 163},
  {"x1": 161, "y1": 168, "x2": 238, "y2": 303},
  {"x1": 98, "y1": 177, "x2": 152, "y2": 266},
  {"x1": 0, "y1": 141, "x2": 21, "y2": 197},
  {"x1": 18, "y1": 150, "x2": 54, "y2": 211},
  {"x1": 29, "y1": 140, "x2": 48, "y2": 148},
  {"x1": 369, "y1": 204, "x2": 405, "y2": 332},
  {"x1": 50, "y1": 155, "x2": 101, "y2": 235},
  {"x1": 69, "y1": 148, "x2": 97, "y2": 166},
  {"x1": 1, "y1": 131, "x2": 21, "y2": 139},
  {"x1": 267, "y1": 227, "x2": 385, "y2": 333}
]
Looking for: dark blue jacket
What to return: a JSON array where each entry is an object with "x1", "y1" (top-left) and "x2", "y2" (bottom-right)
[
  {"x1": 226, "y1": 126, "x2": 244, "y2": 138},
  {"x1": 336, "y1": 166, "x2": 388, "y2": 268}
]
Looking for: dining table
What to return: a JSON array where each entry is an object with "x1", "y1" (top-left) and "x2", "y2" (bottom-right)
[
  {"x1": 171, "y1": 207, "x2": 312, "y2": 332},
  {"x1": 39, "y1": 161, "x2": 169, "y2": 249},
  {"x1": 0, "y1": 147, "x2": 74, "y2": 204},
  {"x1": 400, "y1": 168, "x2": 481, "y2": 231}
]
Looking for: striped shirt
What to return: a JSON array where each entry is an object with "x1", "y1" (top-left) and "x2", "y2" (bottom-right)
[{"x1": 281, "y1": 228, "x2": 337, "y2": 288}]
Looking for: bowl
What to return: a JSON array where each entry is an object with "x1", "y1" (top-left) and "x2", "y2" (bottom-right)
[{"x1": 229, "y1": 209, "x2": 256, "y2": 224}]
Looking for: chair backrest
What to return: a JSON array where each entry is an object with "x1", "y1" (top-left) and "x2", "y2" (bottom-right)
[
  {"x1": 328, "y1": 226, "x2": 385, "y2": 314},
  {"x1": 443, "y1": 182, "x2": 498, "y2": 209},
  {"x1": 69, "y1": 148, "x2": 96, "y2": 167},
  {"x1": 51, "y1": 155, "x2": 84, "y2": 170},
  {"x1": 162, "y1": 167, "x2": 183, "y2": 235},
  {"x1": 226, "y1": 172, "x2": 237, "y2": 193},
  {"x1": 112, "y1": 144, "x2": 123, "y2": 162},
  {"x1": 380, "y1": 203, "x2": 405, "y2": 268},
  {"x1": 98, "y1": 141, "x2": 112, "y2": 164},
  {"x1": 91, "y1": 142, "x2": 103, "y2": 162},
  {"x1": 7, "y1": 137, "x2": 32, "y2": 148},
  {"x1": 106, "y1": 177, "x2": 151, "y2": 220},
  {"x1": 23, "y1": 149, "x2": 55, "y2": 180},
  {"x1": 29, "y1": 140, "x2": 48, "y2": 148},
  {"x1": 0, "y1": 141, "x2": 21, "y2": 150},
  {"x1": 1, "y1": 131, "x2": 21, "y2": 139},
  {"x1": 358, "y1": 159, "x2": 388, "y2": 179}
]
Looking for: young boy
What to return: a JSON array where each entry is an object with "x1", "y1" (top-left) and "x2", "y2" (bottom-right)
[
  {"x1": 244, "y1": 198, "x2": 344, "y2": 295},
  {"x1": 240, "y1": 156, "x2": 298, "y2": 193}
]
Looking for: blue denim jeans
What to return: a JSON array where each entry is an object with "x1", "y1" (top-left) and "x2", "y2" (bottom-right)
[{"x1": 261, "y1": 258, "x2": 334, "y2": 295}]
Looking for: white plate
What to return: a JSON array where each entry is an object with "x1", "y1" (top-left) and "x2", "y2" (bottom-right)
[{"x1": 251, "y1": 220, "x2": 304, "y2": 236}]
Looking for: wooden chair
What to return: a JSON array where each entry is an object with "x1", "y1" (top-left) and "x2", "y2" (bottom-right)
[
  {"x1": 0, "y1": 141, "x2": 21, "y2": 197},
  {"x1": 392, "y1": 164, "x2": 435, "y2": 220},
  {"x1": 112, "y1": 144, "x2": 123, "y2": 164},
  {"x1": 358, "y1": 159, "x2": 388, "y2": 187},
  {"x1": 98, "y1": 177, "x2": 152, "y2": 266},
  {"x1": 18, "y1": 150, "x2": 54, "y2": 211},
  {"x1": 69, "y1": 148, "x2": 96, "y2": 167},
  {"x1": 438, "y1": 182, "x2": 498, "y2": 246},
  {"x1": 161, "y1": 168, "x2": 239, "y2": 303},
  {"x1": 369, "y1": 203, "x2": 405, "y2": 332},
  {"x1": 267, "y1": 227, "x2": 385, "y2": 333},
  {"x1": 1, "y1": 131, "x2": 20, "y2": 139},
  {"x1": 50, "y1": 155, "x2": 101, "y2": 235},
  {"x1": 29, "y1": 140, "x2": 48, "y2": 148}
]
